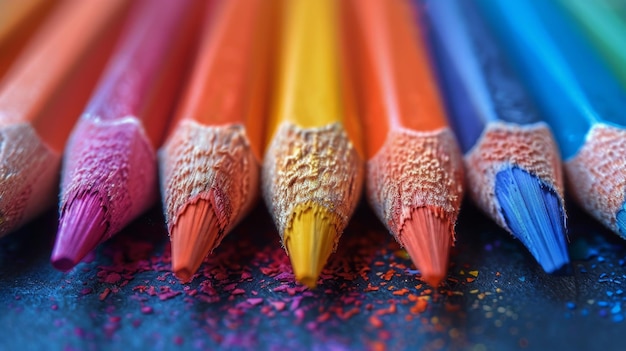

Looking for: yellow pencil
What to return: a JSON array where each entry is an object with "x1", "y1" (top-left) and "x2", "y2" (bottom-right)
[{"x1": 262, "y1": 0, "x2": 364, "y2": 289}]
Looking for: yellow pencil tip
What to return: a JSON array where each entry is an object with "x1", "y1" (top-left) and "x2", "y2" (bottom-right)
[{"x1": 284, "y1": 205, "x2": 338, "y2": 289}]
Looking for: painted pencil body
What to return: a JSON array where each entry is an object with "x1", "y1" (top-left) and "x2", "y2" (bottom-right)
[
  {"x1": 341, "y1": 0, "x2": 463, "y2": 287},
  {"x1": 560, "y1": 0, "x2": 626, "y2": 88},
  {"x1": 263, "y1": 0, "x2": 364, "y2": 288},
  {"x1": 160, "y1": 0, "x2": 275, "y2": 282},
  {"x1": 51, "y1": 0, "x2": 203, "y2": 270},
  {"x1": 0, "y1": 0, "x2": 56, "y2": 80},
  {"x1": 0, "y1": 0, "x2": 128, "y2": 236},
  {"x1": 478, "y1": 0, "x2": 626, "y2": 236},
  {"x1": 425, "y1": 0, "x2": 569, "y2": 273}
]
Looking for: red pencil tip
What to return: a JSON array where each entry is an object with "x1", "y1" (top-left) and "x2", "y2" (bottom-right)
[
  {"x1": 171, "y1": 198, "x2": 222, "y2": 283},
  {"x1": 399, "y1": 207, "x2": 454, "y2": 288},
  {"x1": 51, "y1": 193, "x2": 108, "y2": 271}
]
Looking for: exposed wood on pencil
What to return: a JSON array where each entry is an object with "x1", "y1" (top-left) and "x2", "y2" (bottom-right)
[
  {"x1": 0, "y1": 0, "x2": 129, "y2": 236},
  {"x1": 51, "y1": 0, "x2": 203, "y2": 270},
  {"x1": 425, "y1": 0, "x2": 568, "y2": 273},
  {"x1": 566, "y1": 125, "x2": 626, "y2": 234},
  {"x1": 341, "y1": 0, "x2": 463, "y2": 287},
  {"x1": 160, "y1": 0, "x2": 275, "y2": 282},
  {"x1": 263, "y1": 0, "x2": 364, "y2": 288},
  {"x1": 0, "y1": 0, "x2": 55, "y2": 80},
  {"x1": 478, "y1": 0, "x2": 626, "y2": 237}
]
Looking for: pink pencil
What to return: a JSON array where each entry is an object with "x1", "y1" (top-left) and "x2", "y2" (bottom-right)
[{"x1": 51, "y1": 0, "x2": 204, "y2": 270}]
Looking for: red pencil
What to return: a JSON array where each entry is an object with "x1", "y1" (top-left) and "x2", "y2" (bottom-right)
[
  {"x1": 160, "y1": 0, "x2": 276, "y2": 282},
  {"x1": 341, "y1": 0, "x2": 464, "y2": 287}
]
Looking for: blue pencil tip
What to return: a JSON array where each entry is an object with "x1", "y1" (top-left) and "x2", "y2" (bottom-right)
[
  {"x1": 495, "y1": 166, "x2": 569, "y2": 273},
  {"x1": 616, "y1": 206, "x2": 626, "y2": 237}
]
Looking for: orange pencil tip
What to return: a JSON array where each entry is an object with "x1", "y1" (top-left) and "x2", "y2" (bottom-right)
[
  {"x1": 171, "y1": 198, "x2": 221, "y2": 283},
  {"x1": 285, "y1": 205, "x2": 338, "y2": 289},
  {"x1": 400, "y1": 207, "x2": 454, "y2": 288}
]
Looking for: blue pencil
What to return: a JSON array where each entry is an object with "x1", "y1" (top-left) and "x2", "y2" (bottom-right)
[
  {"x1": 477, "y1": 0, "x2": 626, "y2": 237},
  {"x1": 423, "y1": 0, "x2": 569, "y2": 272}
]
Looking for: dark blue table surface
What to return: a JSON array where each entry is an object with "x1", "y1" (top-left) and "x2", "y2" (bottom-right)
[{"x1": 1, "y1": 199, "x2": 625, "y2": 351}]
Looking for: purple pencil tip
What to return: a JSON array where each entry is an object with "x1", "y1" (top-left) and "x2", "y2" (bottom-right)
[{"x1": 51, "y1": 192, "x2": 108, "y2": 271}]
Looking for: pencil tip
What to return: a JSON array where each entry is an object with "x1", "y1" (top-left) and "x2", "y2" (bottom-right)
[
  {"x1": 51, "y1": 193, "x2": 108, "y2": 271},
  {"x1": 616, "y1": 206, "x2": 626, "y2": 237},
  {"x1": 284, "y1": 205, "x2": 338, "y2": 289},
  {"x1": 400, "y1": 207, "x2": 453, "y2": 288},
  {"x1": 495, "y1": 166, "x2": 569, "y2": 273},
  {"x1": 171, "y1": 199, "x2": 221, "y2": 283}
]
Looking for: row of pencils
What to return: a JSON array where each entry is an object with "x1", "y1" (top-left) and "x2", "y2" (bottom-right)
[{"x1": 1, "y1": 0, "x2": 625, "y2": 289}]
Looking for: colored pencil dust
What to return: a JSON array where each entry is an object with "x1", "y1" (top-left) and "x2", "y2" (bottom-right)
[
  {"x1": 424, "y1": 0, "x2": 569, "y2": 273},
  {"x1": 478, "y1": 0, "x2": 626, "y2": 237},
  {"x1": 341, "y1": 0, "x2": 463, "y2": 287},
  {"x1": 0, "y1": 0, "x2": 128, "y2": 236},
  {"x1": 51, "y1": 0, "x2": 203, "y2": 270},
  {"x1": 263, "y1": 0, "x2": 364, "y2": 288},
  {"x1": 0, "y1": 0, "x2": 55, "y2": 80},
  {"x1": 159, "y1": 0, "x2": 275, "y2": 282}
]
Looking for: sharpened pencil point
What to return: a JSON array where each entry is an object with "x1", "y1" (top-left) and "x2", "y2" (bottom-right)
[
  {"x1": 616, "y1": 206, "x2": 626, "y2": 238},
  {"x1": 284, "y1": 205, "x2": 337, "y2": 289},
  {"x1": 51, "y1": 192, "x2": 108, "y2": 271},
  {"x1": 400, "y1": 207, "x2": 453, "y2": 288},
  {"x1": 495, "y1": 166, "x2": 569, "y2": 273},
  {"x1": 171, "y1": 198, "x2": 222, "y2": 283}
]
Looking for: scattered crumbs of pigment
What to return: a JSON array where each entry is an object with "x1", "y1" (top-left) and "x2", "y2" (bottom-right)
[{"x1": 4, "y1": 205, "x2": 626, "y2": 349}]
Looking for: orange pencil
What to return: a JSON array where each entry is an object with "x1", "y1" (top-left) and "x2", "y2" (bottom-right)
[
  {"x1": 160, "y1": 0, "x2": 275, "y2": 281},
  {"x1": 341, "y1": 0, "x2": 464, "y2": 287},
  {"x1": 0, "y1": 0, "x2": 128, "y2": 236},
  {"x1": 0, "y1": 0, "x2": 56, "y2": 80}
]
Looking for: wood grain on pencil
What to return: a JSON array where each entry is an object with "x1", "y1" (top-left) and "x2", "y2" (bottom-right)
[
  {"x1": 51, "y1": 0, "x2": 203, "y2": 270},
  {"x1": 263, "y1": 0, "x2": 364, "y2": 288},
  {"x1": 160, "y1": 0, "x2": 275, "y2": 282},
  {"x1": 342, "y1": 0, "x2": 463, "y2": 287},
  {"x1": 426, "y1": 0, "x2": 568, "y2": 273},
  {"x1": 0, "y1": 0, "x2": 128, "y2": 236}
]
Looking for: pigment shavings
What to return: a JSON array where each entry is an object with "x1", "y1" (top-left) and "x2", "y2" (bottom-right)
[{"x1": 1, "y1": 204, "x2": 626, "y2": 350}]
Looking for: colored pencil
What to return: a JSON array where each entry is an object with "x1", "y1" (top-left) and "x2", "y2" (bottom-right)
[
  {"x1": 478, "y1": 0, "x2": 626, "y2": 237},
  {"x1": 0, "y1": 0, "x2": 128, "y2": 236},
  {"x1": 263, "y1": 0, "x2": 364, "y2": 288},
  {"x1": 160, "y1": 0, "x2": 275, "y2": 282},
  {"x1": 341, "y1": 0, "x2": 464, "y2": 287},
  {"x1": 51, "y1": 0, "x2": 203, "y2": 270},
  {"x1": 0, "y1": 0, "x2": 55, "y2": 80},
  {"x1": 559, "y1": 0, "x2": 626, "y2": 89},
  {"x1": 424, "y1": 0, "x2": 569, "y2": 273}
]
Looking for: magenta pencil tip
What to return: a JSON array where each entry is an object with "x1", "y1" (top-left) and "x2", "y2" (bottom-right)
[{"x1": 51, "y1": 192, "x2": 108, "y2": 271}]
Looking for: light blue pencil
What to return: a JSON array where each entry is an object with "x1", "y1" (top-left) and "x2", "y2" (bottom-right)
[{"x1": 477, "y1": 0, "x2": 626, "y2": 237}]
